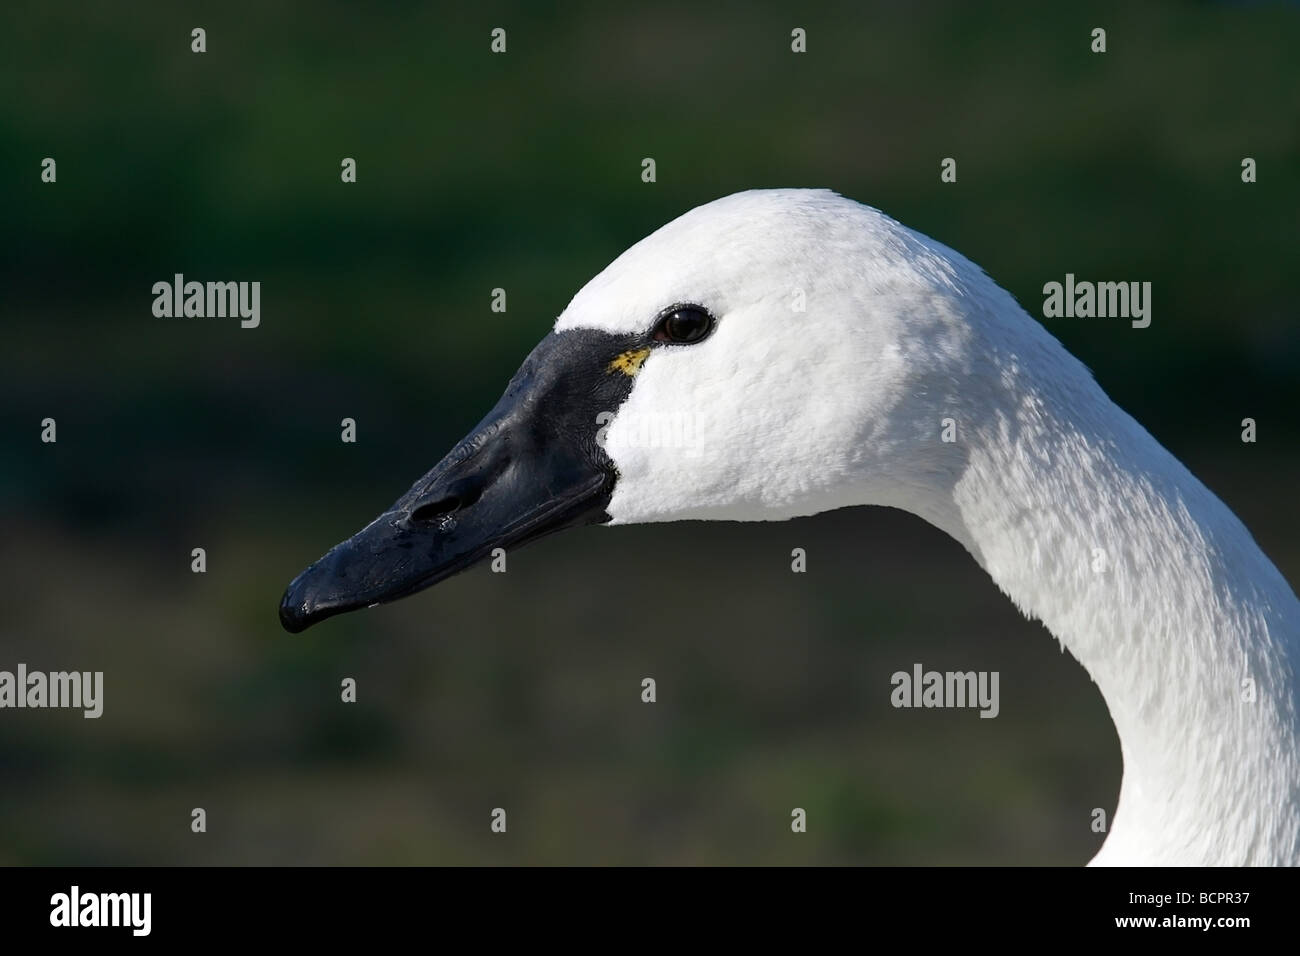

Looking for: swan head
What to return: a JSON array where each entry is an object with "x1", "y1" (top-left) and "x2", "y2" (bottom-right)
[{"x1": 281, "y1": 189, "x2": 989, "y2": 631}]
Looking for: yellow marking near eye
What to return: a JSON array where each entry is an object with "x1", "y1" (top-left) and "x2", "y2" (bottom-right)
[{"x1": 608, "y1": 347, "x2": 651, "y2": 377}]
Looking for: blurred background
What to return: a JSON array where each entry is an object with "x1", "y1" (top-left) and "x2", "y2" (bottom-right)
[{"x1": 1, "y1": 0, "x2": 1297, "y2": 864}]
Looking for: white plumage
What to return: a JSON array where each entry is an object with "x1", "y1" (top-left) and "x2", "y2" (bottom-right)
[{"x1": 558, "y1": 189, "x2": 1300, "y2": 865}]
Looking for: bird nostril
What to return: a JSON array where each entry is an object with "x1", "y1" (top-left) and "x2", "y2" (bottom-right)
[
  {"x1": 410, "y1": 496, "x2": 461, "y2": 523},
  {"x1": 408, "y1": 481, "x2": 486, "y2": 524}
]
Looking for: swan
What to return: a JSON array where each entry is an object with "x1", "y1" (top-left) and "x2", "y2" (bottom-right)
[{"x1": 280, "y1": 189, "x2": 1300, "y2": 866}]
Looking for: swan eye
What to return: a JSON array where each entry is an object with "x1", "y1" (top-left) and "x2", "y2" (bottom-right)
[{"x1": 653, "y1": 306, "x2": 715, "y2": 345}]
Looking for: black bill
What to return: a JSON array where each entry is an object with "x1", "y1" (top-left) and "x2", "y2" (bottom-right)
[{"x1": 279, "y1": 328, "x2": 646, "y2": 632}]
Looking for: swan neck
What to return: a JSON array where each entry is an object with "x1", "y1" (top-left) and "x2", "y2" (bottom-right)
[{"x1": 928, "y1": 369, "x2": 1300, "y2": 864}]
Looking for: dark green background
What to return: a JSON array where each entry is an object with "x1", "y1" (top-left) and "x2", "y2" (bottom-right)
[{"x1": 1, "y1": 1, "x2": 1297, "y2": 864}]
